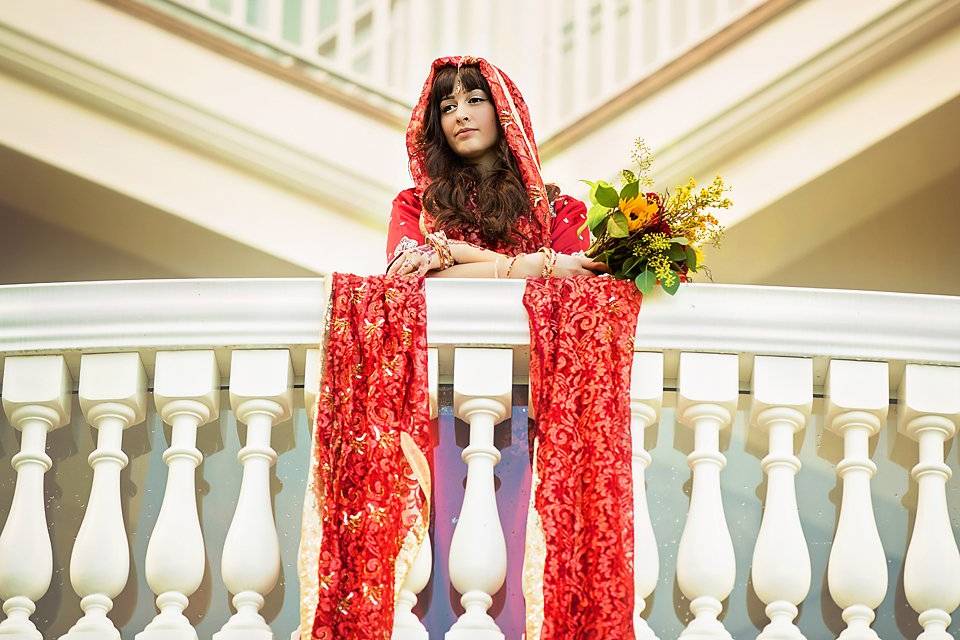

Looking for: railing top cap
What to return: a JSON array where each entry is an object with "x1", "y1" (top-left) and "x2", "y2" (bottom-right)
[{"x1": 1, "y1": 277, "x2": 958, "y2": 370}]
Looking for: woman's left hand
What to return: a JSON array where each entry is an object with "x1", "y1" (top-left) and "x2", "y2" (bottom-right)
[{"x1": 387, "y1": 249, "x2": 435, "y2": 277}]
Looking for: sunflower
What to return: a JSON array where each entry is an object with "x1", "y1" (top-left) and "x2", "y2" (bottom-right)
[{"x1": 620, "y1": 195, "x2": 660, "y2": 231}]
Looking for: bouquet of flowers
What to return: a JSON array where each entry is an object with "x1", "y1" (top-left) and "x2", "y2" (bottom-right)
[{"x1": 579, "y1": 139, "x2": 731, "y2": 295}]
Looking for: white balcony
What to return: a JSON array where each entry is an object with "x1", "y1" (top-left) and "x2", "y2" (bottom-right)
[{"x1": 1, "y1": 277, "x2": 959, "y2": 639}]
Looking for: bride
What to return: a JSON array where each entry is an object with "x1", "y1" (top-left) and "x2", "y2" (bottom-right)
[{"x1": 386, "y1": 56, "x2": 607, "y2": 279}]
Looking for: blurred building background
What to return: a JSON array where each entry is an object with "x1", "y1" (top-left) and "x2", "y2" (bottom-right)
[{"x1": 2, "y1": 0, "x2": 958, "y2": 293}]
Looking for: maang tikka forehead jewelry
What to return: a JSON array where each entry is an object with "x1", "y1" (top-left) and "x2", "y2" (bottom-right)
[{"x1": 452, "y1": 72, "x2": 465, "y2": 95}]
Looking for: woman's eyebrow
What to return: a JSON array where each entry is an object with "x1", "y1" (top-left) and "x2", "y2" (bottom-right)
[{"x1": 441, "y1": 89, "x2": 484, "y2": 101}]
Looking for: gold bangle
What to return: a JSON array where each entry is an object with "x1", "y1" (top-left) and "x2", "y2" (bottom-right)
[
  {"x1": 426, "y1": 231, "x2": 454, "y2": 269},
  {"x1": 504, "y1": 255, "x2": 519, "y2": 278},
  {"x1": 493, "y1": 256, "x2": 501, "y2": 279},
  {"x1": 538, "y1": 247, "x2": 557, "y2": 277}
]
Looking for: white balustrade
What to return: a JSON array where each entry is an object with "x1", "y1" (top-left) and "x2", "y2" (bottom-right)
[
  {"x1": 749, "y1": 356, "x2": 813, "y2": 640},
  {"x1": 446, "y1": 348, "x2": 512, "y2": 640},
  {"x1": 61, "y1": 353, "x2": 148, "y2": 640},
  {"x1": 391, "y1": 348, "x2": 438, "y2": 640},
  {"x1": 825, "y1": 360, "x2": 889, "y2": 640},
  {"x1": 675, "y1": 352, "x2": 739, "y2": 640},
  {"x1": 898, "y1": 364, "x2": 960, "y2": 640},
  {"x1": 137, "y1": 350, "x2": 221, "y2": 640},
  {"x1": 629, "y1": 352, "x2": 664, "y2": 640},
  {"x1": 215, "y1": 350, "x2": 294, "y2": 640},
  {"x1": 0, "y1": 355, "x2": 72, "y2": 640}
]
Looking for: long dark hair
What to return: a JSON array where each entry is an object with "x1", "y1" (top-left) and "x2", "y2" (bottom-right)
[{"x1": 419, "y1": 65, "x2": 539, "y2": 247}]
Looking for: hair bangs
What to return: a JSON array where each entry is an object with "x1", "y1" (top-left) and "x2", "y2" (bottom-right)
[{"x1": 431, "y1": 65, "x2": 490, "y2": 104}]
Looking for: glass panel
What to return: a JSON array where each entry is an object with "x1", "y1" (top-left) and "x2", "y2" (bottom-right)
[
  {"x1": 319, "y1": 0, "x2": 338, "y2": 30},
  {"x1": 210, "y1": 0, "x2": 231, "y2": 14},
  {"x1": 282, "y1": 0, "x2": 303, "y2": 43}
]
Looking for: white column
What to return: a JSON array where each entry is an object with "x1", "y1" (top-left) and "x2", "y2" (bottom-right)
[
  {"x1": 265, "y1": 0, "x2": 285, "y2": 41},
  {"x1": 405, "y1": 0, "x2": 431, "y2": 95},
  {"x1": 370, "y1": 0, "x2": 391, "y2": 84},
  {"x1": 571, "y1": 0, "x2": 590, "y2": 114},
  {"x1": 336, "y1": 0, "x2": 355, "y2": 69},
  {"x1": 215, "y1": 350, "x2": 294, "y2": 640},
  {"x1": 392, "y1": 348, "x2": 438, "y2": 640},
  {"x1": 825, "y1": 359, "x2": 889, "y2": 640},
  {"x1": 446, "y1": 348, "x2": 511, "y2": 640},
  {"x1": 61, "y1": 353, "x2": 148, "y2": 640},
  {"x1": 228, "y1": 0, "x2": 246, "y2": 28},
  {"x1": 136, "y1": 350, "x2": 220, "y2": 640},
  {"x1": 749, "y1": 356, "x2": 813, "y2": 640},
  {"x1": 630, "y1": 353, "x2": 663, "y2": 640},
  {"x1": 656, "y1": 0, "x2": 674, "y2": 61},
  {"x1": 898, "y1": 364, "x2": 960, "y2": 640},
  {"x1": 0, "y1": 355, "x2": 72, "y2": 640},
  {"x1": 300, "y1": 0, "x2": 320, "y2": 53},
  {"x1": 600, "y1": 0, "x2": 618, "y2": 90},
  {"x1": 676, "y1": 352, "x2": 738, "y2": 640}
]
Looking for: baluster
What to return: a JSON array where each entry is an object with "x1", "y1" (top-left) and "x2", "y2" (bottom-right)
[
  {"x1": 136, "y1": 350, "x2": 220, "y2": 640},
  {"x1": 61, "y1": 353, "x2": 147, "y2": 640},
  {"x1": 0, "y1": 355, "x2": 71, "y2": 639},
  {"x1": 392, "y1": 348, "x2": 437, "y2": 640},
  {"x1": 305, "y1": 348, "x2": 321, "y2": 426},
  {"x1": 898, "y1": 364, "x2": 960, "y2": 640},
  {"x1": 446, "y1": 348, "x2": 511, "y2": 640},
  {"x1": 630, "y1": 353, "x2": 663, "y2": 640},
  {"x1": 825, "y1": 359, "x2": 888, "y2": 640},
  {"x1": 215, "y1": 350, "x2": 293, "y2": 640},
  {"x1": 749, "y1": 356, "x2": 813, "y2": 640},
  {"x1": 676, "y1": 352, "x2": 738, "y2": 640}
]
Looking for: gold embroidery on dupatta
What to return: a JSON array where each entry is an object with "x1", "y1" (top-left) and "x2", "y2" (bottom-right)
[
  {"x1": 393, "y1": 431, "x2": 433, "y2": 596},
  {"x1": 522, "y1": 437, "x2": 546, "y2": 640},
  {"x1": 297, "y1": 275, "x2": 334, "y2": 640}
]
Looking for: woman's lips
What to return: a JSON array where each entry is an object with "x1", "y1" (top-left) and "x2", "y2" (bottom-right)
[{"x1": 456, "y1": 128, "x2": 478, "y2": 138}]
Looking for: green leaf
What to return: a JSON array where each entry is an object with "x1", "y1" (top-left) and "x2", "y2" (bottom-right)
[
  {"x1": 622, "y1": 256, "x2": 639, "y2": 275},
  {"x1": 619, "y1": 180, "x2": 639, "y2": 202},
  {"x1": 596, "y1": 184, "x2": 620, "y2": 208},
  {"x1": 668, "y1": 244, "x2": 687, "y2": 261},
  {"x1": 587, "y1": 203, "x2": 610, "y2": 234},
  {"x1": 670, "y1": 236, "x2": 690, "y2": 245},
  {"x1": 634, "y1": 270, "x2": 656, "y2": 295},
  {"x1": 685, "y1": 246, "x2": 698, "y2": 271},
  {"x1": 606, "y1": 211, "x2": 630, "y2": 238},
  {"x1": 662, "y1": 274, "x2": 681, "y2": 295},
  {"x1": 621, "y1": 169, "x2": 637, "y2": 185},
  {"x1": 580, "y1": 180, "x2": 599, "y2": 204}
]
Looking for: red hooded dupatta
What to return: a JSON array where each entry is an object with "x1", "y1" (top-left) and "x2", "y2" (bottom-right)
[{"x1": 403, "y1": 56, "x2": 555, "y2": 254}]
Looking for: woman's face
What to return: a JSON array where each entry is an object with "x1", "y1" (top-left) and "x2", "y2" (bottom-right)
[{"x1": 439, "y1": 78, "x2": 499, "y2": 168}]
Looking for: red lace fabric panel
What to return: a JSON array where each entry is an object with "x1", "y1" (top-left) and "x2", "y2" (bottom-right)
[
  {"x1": 310, "y1": 274, "x2": 431, "y2": 639},
  {"x1": 523, "y1": 276, "x2": 642, "y2": 638}
]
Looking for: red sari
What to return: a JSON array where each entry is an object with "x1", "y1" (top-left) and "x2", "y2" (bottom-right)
[{"x1": 300, "y1": 56, "x2": 638, "y2": 640}]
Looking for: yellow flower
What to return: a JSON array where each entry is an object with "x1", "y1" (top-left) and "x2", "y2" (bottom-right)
[
  {"x1": 693, "y1": 245, "x2": 704, "y2": 266},
  {"x1": 620, "y1": 196, "x2": 660, "y2": 231}
]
